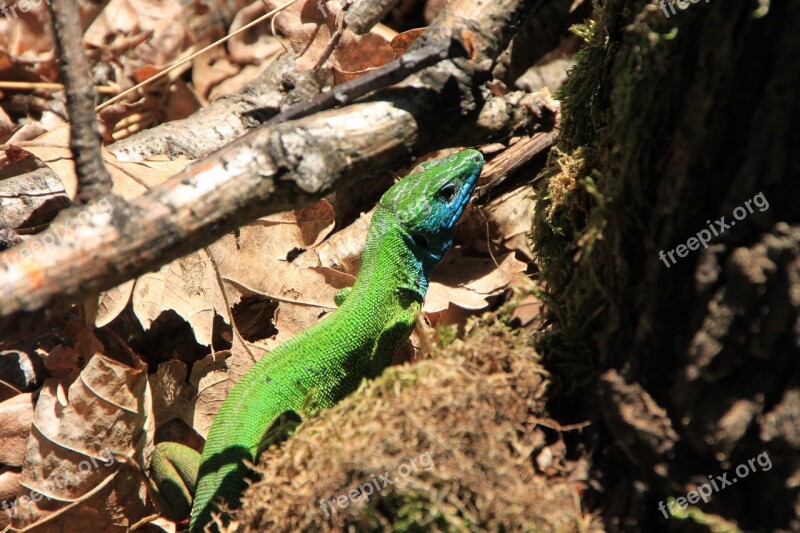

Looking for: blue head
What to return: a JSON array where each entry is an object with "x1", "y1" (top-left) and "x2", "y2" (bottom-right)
[{"x1": 379, "y1": 149, "x2": 483, "y2": 268}]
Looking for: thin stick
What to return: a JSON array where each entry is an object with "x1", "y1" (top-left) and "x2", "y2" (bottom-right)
[
  {"x1": 0, "y1": 81, "x2": 117, "y2": 94},
  {"x1": 259, "y1": 35, "x2": 465, "y2": 127},
  {"x1": 95, "y1": 0, "x2": 297, "y2": 112},
  {"x1": 49, "y1": 0, "x2": 113, "y2": 204}
]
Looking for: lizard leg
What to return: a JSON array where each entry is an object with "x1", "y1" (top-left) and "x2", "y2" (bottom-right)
[
  {"x1": 367, "y1": 305, "x2": 418, "y2": 377},
  {"x1": 333, "y1": 286, "x2": 352, "y2": 307},
  {"x1": 150, "y1": 441, "x2": 200, "y2": 520}
]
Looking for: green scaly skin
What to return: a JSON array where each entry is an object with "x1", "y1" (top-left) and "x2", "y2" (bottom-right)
[{"x1": 150, "y1": 149, "x2": 484, "y2": 531}]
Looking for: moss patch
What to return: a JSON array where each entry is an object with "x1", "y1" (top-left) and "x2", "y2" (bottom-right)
[{"x1": 237, "y1": 317, "x2": 602, "y2": 532}]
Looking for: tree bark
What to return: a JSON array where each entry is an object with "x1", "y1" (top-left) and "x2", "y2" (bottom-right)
[{"x1": 534, "y1": 0, "x2": 800, "y2": 529}]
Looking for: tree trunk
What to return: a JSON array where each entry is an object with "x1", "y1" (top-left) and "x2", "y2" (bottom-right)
[{"x1": 533, "y1": 0, "x2": 800, "y2": 530}]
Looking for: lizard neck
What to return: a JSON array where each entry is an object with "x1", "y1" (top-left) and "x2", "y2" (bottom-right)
[{"x1": 349, "y1": 206, "x2": 429, "y2": 306}]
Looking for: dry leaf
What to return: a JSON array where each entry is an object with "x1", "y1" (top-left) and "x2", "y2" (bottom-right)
[
  {"x1": 0, "y1": 106, "x2": 14, "y2": 143},
  {"x1": 130, "y1": 200, "x2": 338, "y2": 347},
  {"x1": 459, "y1": 185, "x2": 536, "y2": 261},
  {"x1": 13, "y1": 352, "x2": 155, "y2": 530},
  {"x1": 258, "y1": 0, "x2": 393, "y2": 71},
  {"x1": 192, "y1": 48, "x2": 240, "y2": 101},
  {"x1": 188, "y1": 350, "x2": 234, "y2": 437},
  {"x1": 227, "y1": 1, "x2": 285, "y2": 64},
  {"x1": 133, "y1": 249, "x2": 226, "y2": 347},
  {"x1": 84, "y1": 0, "x2": 192, "y2": 68},
  {"x1": 0, "y1": 3, "x2": 55, "y2": 79},
  {"x1": 390, "y1": 28, "x2": 426, "y2": 56},
  {"x1": 293, "y1": 208, "x2": 373, "y2": 274},
  {"x1": 41, "y1": 320, "x2": 105, "y2": 379},
  {"x1": 0, "y1": 393, "x2": 35, "y2": 467},
  {"x1": 0, "y1": 467, "x2": 22, "y2": 530},
  {"x1": 510, "y1": 294, "x2": 543, "y2": 327},
  {"x1": 5, "y1": 124, "x2": 191, "y2": 199},
  {"x1": 95, "y1": 280, "x2": 136, "y2": 328},
  {"x1": 425, "y1": 252, "x2": 527, "y2": 313},
  {"x1": 206, "y1": 201, "x2": 341, "y2": 343},
  {"x1": 149, "y1": 360, "x2": 196, "y2": 433}
]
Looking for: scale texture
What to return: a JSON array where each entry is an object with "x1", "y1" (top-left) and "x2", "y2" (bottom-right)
[{"x1": 152, "y1": 149, "x2": 484, "y2": 532}]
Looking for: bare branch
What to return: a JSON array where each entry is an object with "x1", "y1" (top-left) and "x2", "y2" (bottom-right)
[
  {"x1": 0, "y1": 0, "x2": 546, "y2": 337},
  {"x1": 48, "y1": 0, "x2": 112, "y2": 205},
  {"x1": 345, "y1": 0, "x2": 402, "y2": 35},
  {"x1": 260, "y1": 36, "x2": 467, "y2": 127}
]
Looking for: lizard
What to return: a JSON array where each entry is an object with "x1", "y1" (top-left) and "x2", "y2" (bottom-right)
[{"x1": 149, "y1": 148, "x2": 484, "y2": 531}]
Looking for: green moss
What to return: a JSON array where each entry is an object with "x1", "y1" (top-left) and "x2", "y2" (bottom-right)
[
  {"x1": 434, "y1": 323, "x2": 459, "y2": 349},
  {"x1": 530, "y1": 0, "x2": 702, "y2": 383}
]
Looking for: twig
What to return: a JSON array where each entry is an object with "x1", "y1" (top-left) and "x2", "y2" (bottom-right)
[
  {"x1": 311, "y1": 1, "x2": 350, "y2": 71},
  {"x1": 49, "y1": 0, "x2": 113, "y2": 205},
  {"x1": 474, "y1": 130, "x2": 558, "y2": 204},
  {"x1": 0, "y1": 0, "x2": 539, "y2": 338},
  {"x1": 258, "y1": 35, "x2": 466, "y2": 127},
  {"x1": 0, "y1": 81, "x2": 116, "y2": 94}
]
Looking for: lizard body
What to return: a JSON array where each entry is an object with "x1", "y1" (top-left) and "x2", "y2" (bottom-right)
[{"x1": 150, "y1": 149, "x2": 484, "y2": 531}]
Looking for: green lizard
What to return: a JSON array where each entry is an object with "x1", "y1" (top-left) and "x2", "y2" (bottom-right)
[{"x1": 150, "y1": 149, "x2": 484, "y2": 531}]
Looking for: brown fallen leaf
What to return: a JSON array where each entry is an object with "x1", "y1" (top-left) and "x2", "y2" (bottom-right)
[
  {"x1": 390, "y1": 28, "x2": 426, "y2": 56},
  {"x1": 293, "y1": 207, "x2": 373, "y2": 274},
  {"x1": 12, "y1": 352, "x2": 155, "y2": 530},
  {"x1": 0, "y1": 393, "x2": 34, "y2": 467},
  {"x1": 192, "y1": 47, "x2": 240, "y2": 102},
  {"x1": 83, "y1": 0, "x2": 193, "y2": 69},
  {"x1": 206, "y1": 201, "x2": 341, "y2": 338},
  {"x1": 132, "y1": 249, "x2": 227, "y2": 347},
  {"x1": 95, "y1": 279, "x2": 136, "y2": 328},
  {"x1": 0, "y1": 3, "x2": 56, "y2": 81},
  {"x1": 259, "y1": 0, "x2": 394, "y2": 71},
  {"x1": 188, "y1": 349, "x2": 235, "y2": 437},
  {"x1": 458, "y1": 185, "x2": 537, "y2": 261},
  {"x1": 0, "y1": 467, "x2": 22, "y2": 529},
  {"x1": 0, "y1": 106, "x2": 14, "y2": 144},
  {"x1": 425, "y1": 252, "x2": 528, "y2": 313},
  {"x1": 41, "y1": 320, "x2": 105, "y2": 379},
  {"x1": 149, "y1": 359, "x2": 197, "y2": 437},
  {"x1": 5, "y1": 124, "x2": 191, "y2": 199},
  {"x1": 129, "y1": 200, "x2": 338, "y2": 346},
  {"x1": 510, "y1": 294, "x2": 544, "y2": 328},
  {"x1": 227, "y1": 1, "x2": 286, "y2": 65}
]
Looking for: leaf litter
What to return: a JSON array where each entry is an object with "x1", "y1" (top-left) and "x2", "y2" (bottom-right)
[{"x1": 0, "y1": 0, "x2": 558, "y2": 529}]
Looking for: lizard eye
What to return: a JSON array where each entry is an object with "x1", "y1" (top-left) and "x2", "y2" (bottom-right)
[{"x1": 437, "y1": 183, "x2": 457, "y2": 202}]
